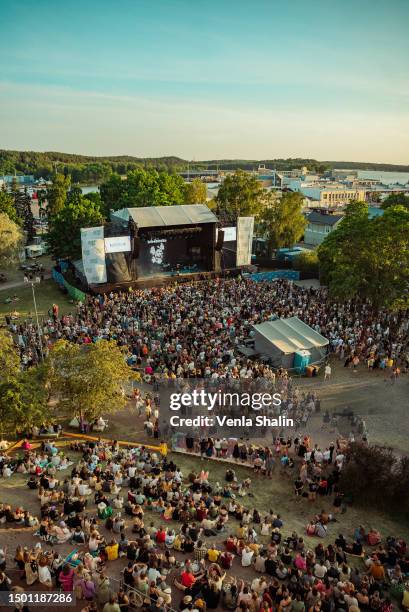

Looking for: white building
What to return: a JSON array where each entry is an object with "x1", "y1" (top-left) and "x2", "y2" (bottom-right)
[{"x1": 304, "y1": 211, "x2": 344, "y2": 246}]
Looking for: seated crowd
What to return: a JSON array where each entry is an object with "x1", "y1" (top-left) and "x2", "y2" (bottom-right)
[{"x1": 0, "y1": 438, "x2": 408, "y2": 612}]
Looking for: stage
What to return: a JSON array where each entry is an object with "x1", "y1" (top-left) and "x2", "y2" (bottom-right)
[
  {"x1": 88, "y1": 267, "x2": 244, "y2": 294},
  {"x1": 76, "y1": 205, "x2": 255, "y2": 294}
]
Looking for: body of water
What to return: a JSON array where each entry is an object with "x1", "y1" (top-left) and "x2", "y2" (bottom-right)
[{"x1": 357, "y1": 170, "x2": 409, "y2": 186}]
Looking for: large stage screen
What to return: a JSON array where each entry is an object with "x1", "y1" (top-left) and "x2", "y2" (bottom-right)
[{"x1": 137, "y1": 229, "x2": 211, "y2": 278}]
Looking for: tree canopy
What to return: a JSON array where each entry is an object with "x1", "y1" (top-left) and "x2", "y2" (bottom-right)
[
  {"x1": 260, "y1": 192, "x2": 306, "y2": 254},
  {"x1": 0, "y1": 212, "x2": 23, "y2": 264},
  {"x1": 0, "y1": 329, "x2": 21, "y2": 382},
  {"x1": 0, "y1": 190, "x2": 19, "y2": 223},
  {"x1": 215, "y1": 170, "x2": 265, "y2": 222},
  {"x1": 318, "y1": 201, "x2": 409, "y2": 310},
  {"x1": 293, "y1": 250, "x2": 319, "y2": 275},
  {"x1": 0, "y1": 330, "x2": 49, "y2": 437},
  {"x1": 340, "y1": 442, "x2": 409, "y2": 514},
  {"x1": 0, "y1": 149, "x2": 186, "y2": 181},
  {"x1": 46, "y1": 194, "x2": 105, "y2": 260},
  {"x1": 183, "y1": 178, "x2": 207, "y2": 204},
  {"x1": 381, "y1": 192, "x2": 409, "y2": 210},
  {"x1": 1, "y1": 148, "x2": 408, "y2": 180},
  {"x1": 46, "y1": 173, "x2": 71, "y2": 218},
  {"x1": 100, "y1": 169, "x2": 186, "y2": 212},
  {"x1": 46, "y1": 339, "x2": 135, "y2": 423},
  {"x1": 0, "y1": 368, "x2": 50, "y2": 436}
]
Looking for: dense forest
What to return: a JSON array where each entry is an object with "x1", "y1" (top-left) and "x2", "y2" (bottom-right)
[{"x1": 1, "y1": 149, "x2": 408, "y2": 183}]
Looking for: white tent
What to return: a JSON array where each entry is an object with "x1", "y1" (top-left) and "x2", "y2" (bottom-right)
[{"x1": 252, "y1": 316, "x2": 329, "y2": 369}]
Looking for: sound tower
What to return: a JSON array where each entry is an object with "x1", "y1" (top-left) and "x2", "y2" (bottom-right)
[{"x1": 215, "y1": 228, "x2": 225, "y2": 251}]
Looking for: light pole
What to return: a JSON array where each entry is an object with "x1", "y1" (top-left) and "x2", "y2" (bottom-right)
[{"x1": 30, "y1": 278, "x2": 44, "y2": 362}]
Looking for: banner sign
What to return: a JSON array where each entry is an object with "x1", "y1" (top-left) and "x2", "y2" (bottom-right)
[
  {"x1": 81, "y1": 226, "x2": 107, "y2": 284},
  {"x1": 104, "y1": 236, "x2": 131, "y2": 253},
  {"x1": 220, "y1": 226, "x2": 236, "y2": 242},
  {"x1": 236, "y1": 217, "x2": 254, "y2": 266}
]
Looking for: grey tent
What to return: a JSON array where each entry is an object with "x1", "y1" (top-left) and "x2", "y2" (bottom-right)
[
  {"x1": 110, "y1": 204, "x2": 218, "y2": 228},
  {"x1": 252, "y1": 316, "x2": 329, "y2": 369}
]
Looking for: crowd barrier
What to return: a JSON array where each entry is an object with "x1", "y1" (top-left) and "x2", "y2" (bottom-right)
[
  {"x1": 62, "y1": 431, "x2": 168, "y2": 456},
  {"x1": 250, "y1": 270, "x2": 300, "y2": 281},
  {"x1": 4, "y1": 433, "x2": 167, "y2": 457},
  {"x1": 52, "y1": 268, "x2": 86, "y2": 302}
]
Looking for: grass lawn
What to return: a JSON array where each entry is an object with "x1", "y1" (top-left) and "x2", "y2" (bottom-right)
[
  {"x1": 0, "y1": 279, "x2": 75, "y2": 323},
  {"x1": 0, "y1": 255, "x2": 55, "y2": 285},
  {"x1": 169, "y1": 451, "x2": 409, "y2": 547}
]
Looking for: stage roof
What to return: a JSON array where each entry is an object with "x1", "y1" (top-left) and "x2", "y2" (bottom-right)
[
  {"x1": 252, "y1": 316, "x2": 329, "y2": 354},
  {"x1": 111, "y1": 204, "x2": 218, "y2": 228}
]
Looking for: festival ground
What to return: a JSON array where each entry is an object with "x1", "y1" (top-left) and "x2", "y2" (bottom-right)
[
  {"x1": 1, "y1": 355, "x2": 409, "y2": 565},
  {"x1": 98, "y1": 360, "x2": 409, "y2": 455},
  {"x1": 1, "y1": 322, "x2": 408, "y2": 610},
  {"x1": 1, "y1": 443, "x2": 409, "y2": 612}
]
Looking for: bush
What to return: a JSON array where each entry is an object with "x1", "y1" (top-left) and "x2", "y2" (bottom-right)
[
  {"x1": 293, "y1": 250, "x2": 319, "y2": 274},
  {"x1": 339, "y1": 443, "x2": 409, "y2": 516}
]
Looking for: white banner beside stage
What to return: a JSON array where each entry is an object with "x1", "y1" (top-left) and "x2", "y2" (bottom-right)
[
  {"x1": 104, "y1": 235, "x2": 131, "y2": 254},
  {"x1": 81, "y1": 226, "x2": 107, "y2": 284},
  {"x1": 236, "y1": 217, "x2": 254, "y2": 266}
]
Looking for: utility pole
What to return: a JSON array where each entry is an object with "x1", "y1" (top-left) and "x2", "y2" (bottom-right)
[{"x1": 31, "y1": 279, "x2": 44, "y2": 361}]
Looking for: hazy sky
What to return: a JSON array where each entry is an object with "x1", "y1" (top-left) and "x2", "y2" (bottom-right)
[{"x1": 1, "y1": 0, "x2": 408, "y2": 163}]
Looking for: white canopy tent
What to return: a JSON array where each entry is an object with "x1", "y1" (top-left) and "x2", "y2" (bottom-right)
[{"x1": 252, "y1": 316, "x2": 329, "y2": 369}]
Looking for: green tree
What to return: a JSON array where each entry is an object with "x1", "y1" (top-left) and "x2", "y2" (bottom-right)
[
  {"x1": 293, "y1": 250, "x2": 319, "y2": 275},
  {"x1": 47, "y1": 173, "x2": 71, "y2": 218},
  {"x1": 0, "y1": 331, "x2": 49, "y2": 436},
  {"x1": 0, "y1": 328, "x2": 20, "y2": 382},
  {"x1": 0, "y1": 368, "x2": 50, "y2": 436},
  {"x1": 10, "y1": 177, "x2": 19, "y2": 197},
  {"x1": 318, "y1": 202, "x2": 409, "y2": 309},
  {"x1": 0, "y1": 191, "x2": 19, "y2": 223},
  {"x1": 46, "y1": 339, "x2": 134, "y2": 424},
  {"x1": 99, "y1": 173, "x2": 124, "y2": 214},
  {"x1": 381, "y1": 192, "x2": 409, "y2": 210},
  {"x1": 215, "y1": 170, "x2": 265, "y2": 221},
  {"x1": 260, "y1": 192, "x2": 306, "y2": 254},
  {"x1": 100, "y1": 168, "x2": 186, "y2": 212},
  {"x1": 15, "y1": 190, "x2": 35, "y2": 242},
  {"x1": 183, "y1": 178, "x2": 207, "y2": 204},
  {"x1": 84, "y1": 191, "x2": 104, "y2": 211},
  {"x1": 67, "y1": 186, "x2": 83, "y2": 202},
  {"x1": 0, "y1": 212, "x2": 23, "y2": 264},
  {"x1": 46, "y1": 195, "x2": 105, "y2": 260},
  {"x1": 37, "y1": 188, "x2": 48, "y2": 218}
]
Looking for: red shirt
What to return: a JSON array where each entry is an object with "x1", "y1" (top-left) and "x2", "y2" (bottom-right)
[
  {"x1": 156, "y1": 530, "x2": 166, "y2": 543},
  {"x1": 196, "y1": 508, "x2": 207, "y2": 521},
  {"x1": 181, "y1": 572, "x2": 196, "y2": 588}
]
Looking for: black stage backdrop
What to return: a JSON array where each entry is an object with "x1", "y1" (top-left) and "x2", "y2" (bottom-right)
[{"x1": 137, "y1": 224, "x2": 214, "y2": 278}]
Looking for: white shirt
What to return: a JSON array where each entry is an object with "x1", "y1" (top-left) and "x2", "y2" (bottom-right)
[{"x1": 241, "y1": 549, "x2": 254, "y2": 567}]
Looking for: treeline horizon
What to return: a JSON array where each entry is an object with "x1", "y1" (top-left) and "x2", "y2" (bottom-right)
[{"x1": 1, "y1": 148, "x2": 408, "y2": 184}]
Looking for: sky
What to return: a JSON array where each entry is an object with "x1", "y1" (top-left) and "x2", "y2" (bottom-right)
[{"x1": 1, "y1": 0, "x2": 408, "y2": 163}]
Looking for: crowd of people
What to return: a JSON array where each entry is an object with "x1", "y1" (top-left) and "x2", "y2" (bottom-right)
[
  {"x1": 1, "y1": 276, "x2": 408, "y2": 610},
  {"x1": 0, "y1": 437, "x2": 408, "y2": 612},
  {"x1": 5, "y1": 278, "x2": 408, "y2": 376}
]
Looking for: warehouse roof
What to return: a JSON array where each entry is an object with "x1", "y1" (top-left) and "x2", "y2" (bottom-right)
[
  {"x1": 252, "y1": 316, "x2": 328, "y2": 354},
  {"x1": 111, "y1": 204, "x2": 218, "y2": 228}
]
